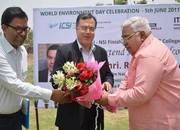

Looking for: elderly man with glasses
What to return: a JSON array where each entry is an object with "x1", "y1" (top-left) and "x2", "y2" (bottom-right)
[{"x1": 97, "y1": 16, "x2": 180, "y2": 130}]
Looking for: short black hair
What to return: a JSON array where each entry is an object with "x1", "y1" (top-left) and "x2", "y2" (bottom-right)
[
  {"x1": 47, "y1": 44, "x2": 59, "y2": 56},
  {"x1": 76, "y1": 13, "x2": 97, "y2": 28},
  {"x1": 1, "y1": 7, "x2": 28, "y2": 25}
]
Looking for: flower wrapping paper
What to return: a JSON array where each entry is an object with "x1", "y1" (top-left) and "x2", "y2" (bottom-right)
[{"x1": 75, "y1": 61, "x2": 104, "y2": 102}]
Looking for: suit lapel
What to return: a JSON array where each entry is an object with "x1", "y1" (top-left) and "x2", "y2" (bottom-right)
[
  {"x1": 73, "y1": 41, "x2": 84, "y2": 63},
  {"x1": 93, "y1": 46, "x2": 100, "y2": 62}
]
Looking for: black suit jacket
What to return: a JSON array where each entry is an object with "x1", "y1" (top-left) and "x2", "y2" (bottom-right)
[
  {"x1": 39, "y1": 68, "x2": 48, "y2": 82},
  {"x1": 52, "y1": 41, "x2": 114, "y2": 130}
]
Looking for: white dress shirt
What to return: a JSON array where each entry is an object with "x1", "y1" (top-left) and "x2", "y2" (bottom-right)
[
  {"x1": 0, "y1": 35, "x2": 52, "y2": 114},
  {"x1": 77, "y1": 40, "x2": 95, "y2": 62},
  {"x1": 48, "y1": 71, "x2": 51, "y2": 82}
]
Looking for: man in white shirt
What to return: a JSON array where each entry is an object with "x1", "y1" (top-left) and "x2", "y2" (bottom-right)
[{"x1": 0, "y1": 7, "x2": 69, "y2": 130}]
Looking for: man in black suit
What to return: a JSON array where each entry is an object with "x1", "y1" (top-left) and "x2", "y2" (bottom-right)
[
  {"x1": 39, "y1": 44, "x2": 60, "y2": 108},
  {"x1": 52, "y1": 13, "x2": 114, "y2": 130},
  {"x1": 39, "y1": 44, "x2": 59, "y2": 82}
]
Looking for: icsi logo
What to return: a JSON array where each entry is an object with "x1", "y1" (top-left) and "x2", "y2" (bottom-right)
[
  {"x1": 49, "y1": 22, "x2": 73, "y2": 29},
  {"x1": 59, "y1": 22, "x2": 72, "y2": 29}
]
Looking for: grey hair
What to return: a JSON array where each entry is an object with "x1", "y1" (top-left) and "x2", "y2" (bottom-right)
[{"x1": 122, "y1": 16, "x2": 151, "y2": 33}]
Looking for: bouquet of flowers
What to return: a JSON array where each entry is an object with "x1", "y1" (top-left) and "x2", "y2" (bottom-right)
[{"x1": 52, "y1": 61, "x2": 104, "y2": 102}]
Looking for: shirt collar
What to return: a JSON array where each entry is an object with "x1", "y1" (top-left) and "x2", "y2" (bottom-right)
[
  {"x1": 76, "y1": 39, "x2": 96, "y2": 53},
  {"x1": 134, "y1": 33, "x2": 153, "y2": 58},
  {"x1": 1, "y1": 34, "x2": 24, "y2": 54}
]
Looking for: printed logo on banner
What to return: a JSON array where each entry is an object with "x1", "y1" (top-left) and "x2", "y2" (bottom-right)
[
  {"x1": 49, "y1": 23, "x2": 58, "y2": 28},
  {"x1": 149, "y1": 23, "x2": 162, "y2": 30},
  {"x1": 173, "y1": 17, "x2": 180, "y2": 30},
  {"x1": 49, "y1": 22, "x2": 74, "y2": 29}
]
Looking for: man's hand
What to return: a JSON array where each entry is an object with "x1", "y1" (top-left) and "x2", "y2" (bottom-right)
[
  {"x1": 102, "y1": 82, "x2": 112, "y2": 93},
  {"x1": 95, "y1": 91, "x2": 109, "y2": 106},
  {"x1": 50, "y1": 89, "x2": 72, "y2": 104}
]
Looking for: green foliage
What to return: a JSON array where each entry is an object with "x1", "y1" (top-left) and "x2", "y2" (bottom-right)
[
  {"x1": 24, "y1": 29, "x2": 33, "y2": 53},
  {"x1": 114, "y1": 0, "x2": 127, "y2": 5},
  {"x1": 175, "y1": 0, "x2": 180, "y2": 2},
  {"x1": 137, "y1": 0, "x2": 147, "y2": 4},
  {"x1": 26, "y1": 54, "x2": 33, "y2": 83}
]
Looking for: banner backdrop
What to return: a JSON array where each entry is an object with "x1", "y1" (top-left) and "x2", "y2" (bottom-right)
[{"x1": 33, "y1": 4, "x2": 180, "y2": 108}]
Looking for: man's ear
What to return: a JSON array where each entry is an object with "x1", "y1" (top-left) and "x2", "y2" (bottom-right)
[
  {"x1": 1, "y1": 24, "x2": 7, "y2": 32},
  {"x1": 140, "y1": 31, "x2": 146, "y2": 41}
]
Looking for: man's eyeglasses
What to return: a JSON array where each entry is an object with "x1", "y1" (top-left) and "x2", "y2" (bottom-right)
[
  {"x1": 6, "y1": 24, "x2": 30, "y2": 34},
  {"x1": 78, "y1": 26, "x2": 96, "y2": 33},
  {"x1": 121, "y1": 32, "x2": 138, "y2": 44}
]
